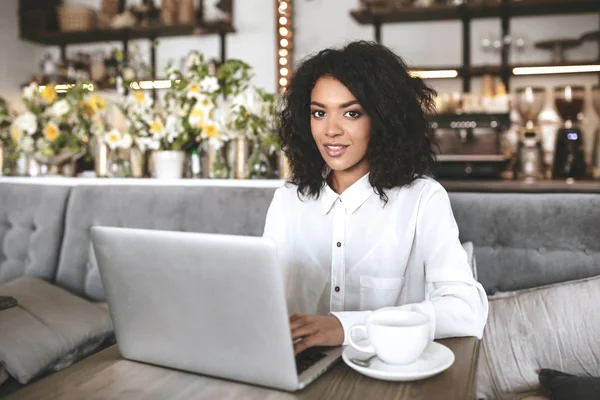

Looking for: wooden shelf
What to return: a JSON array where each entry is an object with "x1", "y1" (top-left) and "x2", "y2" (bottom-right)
[
  {"x1": 23, "y1": 20, "x2": 235, "y2": 46},
  {"x1": 351, "y1": 0, "x2": 600, "y2": 25}
]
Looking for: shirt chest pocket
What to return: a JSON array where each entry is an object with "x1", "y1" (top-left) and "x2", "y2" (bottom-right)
[{"x1": 359, "y1": 275, "x2": 405, "y2": 311}]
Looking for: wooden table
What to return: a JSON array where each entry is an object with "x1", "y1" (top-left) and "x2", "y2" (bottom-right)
[{"x1": 9, "y1": 337, "x2": 480, "y2": 400}]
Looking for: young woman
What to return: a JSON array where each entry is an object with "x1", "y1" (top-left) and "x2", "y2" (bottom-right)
[{"x1": 263, "y1": 41, "x2": 488, "y2": 354}]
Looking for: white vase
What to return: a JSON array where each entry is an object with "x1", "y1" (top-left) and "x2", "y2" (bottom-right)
[{"x1": 152, "y1": 151, "x2": 186, "y2": 179}]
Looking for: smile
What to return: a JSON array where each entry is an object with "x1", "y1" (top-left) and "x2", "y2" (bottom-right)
[{"x1": 324, "y1": 145, "x2": 348, "y2": 157}]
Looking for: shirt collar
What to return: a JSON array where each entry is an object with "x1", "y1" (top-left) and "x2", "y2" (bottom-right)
[{"x1": 321, "y1": 173, "x2": 375, "y2": 215}]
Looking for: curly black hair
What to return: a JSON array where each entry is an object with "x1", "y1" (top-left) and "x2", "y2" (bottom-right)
[{"x1": 279, "y1": 40, "x2": 437, "y2": 203}]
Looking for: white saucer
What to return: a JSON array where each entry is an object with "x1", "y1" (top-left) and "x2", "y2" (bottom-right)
[{"x1": 342, "y1": 340, "x2": 455, "y2": 382}]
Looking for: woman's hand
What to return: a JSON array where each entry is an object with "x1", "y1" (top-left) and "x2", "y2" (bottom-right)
[{"x1": 289, "y1": 313, "x2": 344, "y2": 354}]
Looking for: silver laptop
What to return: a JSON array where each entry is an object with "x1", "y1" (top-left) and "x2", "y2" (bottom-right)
[{"x1": 90, "y1": 226, "x2": 342, "y2": 391}]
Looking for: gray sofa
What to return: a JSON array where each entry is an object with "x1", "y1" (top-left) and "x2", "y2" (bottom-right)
[{"x1": 1, "y1": 181, "x2": 599, "y2": 398}]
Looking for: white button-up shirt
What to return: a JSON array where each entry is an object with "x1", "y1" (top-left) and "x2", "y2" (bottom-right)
[{"x1": 263, "y1": 174, "x2": 488, "y2": 343}]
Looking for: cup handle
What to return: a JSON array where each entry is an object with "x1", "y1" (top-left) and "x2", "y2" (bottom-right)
[{"x1": 348, "y1": 325, "x2": 375, "y2": 353}]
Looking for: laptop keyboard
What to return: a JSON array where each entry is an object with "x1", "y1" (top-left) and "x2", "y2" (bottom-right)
[{"x1": 295, "y1": 347, "x2": 328, "y2": 375}]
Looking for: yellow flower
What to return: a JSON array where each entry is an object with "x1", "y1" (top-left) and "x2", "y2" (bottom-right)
[
  {"x1": 190, "y1": 107, "x2": 205, "y2": 128},
  {"x1": 203, "y1": 123, "x2": 218, "y2": 139},
  {"x1": 134, "y1": 91, "x2": 146, "y2": 105},
  {"x1": 188, "y1": 82, "x2": 200, "y2": 93},
  {"x1": 41, "y1": 85, "x2": 57, "y2": 104},
  {"x1": 89, "y1": 95, "x2": 107, "y2": 111},
  {"x1": 150, "y1": 119, "x2": 163, "y2": 134},
  {"x1": 43, "y1": 122, "x2": 60, "y2": 142},
  {"x1": 79, "y1": 101, "x2": 95, "y2": 117},
  {"x1": 199, "y1": 98, "x2": 211, "y2": 109},
  {"x1": 10, "y1": 127, "x2": 22, "y2": 141}
]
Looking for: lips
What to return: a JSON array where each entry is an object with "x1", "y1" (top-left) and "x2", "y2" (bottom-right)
[{"x1": 323, "y1": 144, "x2": 349, "y2": 157}]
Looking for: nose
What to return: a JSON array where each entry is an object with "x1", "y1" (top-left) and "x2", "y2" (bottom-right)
[{"x1": 325, "y1": 118, "x2": 343, "y2": 138}]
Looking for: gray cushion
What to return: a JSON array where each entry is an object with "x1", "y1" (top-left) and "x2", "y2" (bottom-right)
[
  {"x1": 476, "y1": 274, "x2": 600, "y2": 399},
  {"x1": 0, "y1": 276, "x2": 113, "y2": 384},
  {"x1": 449, "y1": 193, "x2": 600, "y2": 294},
  {"x1": 0, "y1": 183, "x2": 71, "y2": 284},
  {"x1": 55, "y1": 185, "x2": 276, "y2": 300}
]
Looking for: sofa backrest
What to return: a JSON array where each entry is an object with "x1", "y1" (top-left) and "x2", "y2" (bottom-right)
[
  {"x1": 54, "y1": 185, "x2": 276, "y2": 301},
  {"x1": 449, "y1": 192, "x2": 600, "y2": 294},
  {"x1": 14, "y1": 182, "x2": 597, "y2": 301},
  {"x1": 0, "y1": 183, "x2": 71, "y2": 284}
]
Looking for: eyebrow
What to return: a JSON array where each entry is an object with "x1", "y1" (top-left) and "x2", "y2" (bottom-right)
[{"x1": 310, "y1": 100, "x2": 360, "y2": 109}]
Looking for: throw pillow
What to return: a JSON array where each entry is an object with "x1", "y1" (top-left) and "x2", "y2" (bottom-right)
[
  {"x1": 539, "y1": 369, "x2": 600, "y2": 400},
  {"x1": 476, "y1": 274, "x2": 600, "y2": 399},
  {"x1": 0, "y1": 277, "x2": 113, "y2": 385}
]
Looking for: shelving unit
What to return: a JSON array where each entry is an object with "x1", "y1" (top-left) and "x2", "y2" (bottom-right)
[
  {"x1": 351, "y1": 0, "x2": 600, "y2": 91},
  {"x1": 19, "y1": 1, "x2": 236, "y2": 95}
]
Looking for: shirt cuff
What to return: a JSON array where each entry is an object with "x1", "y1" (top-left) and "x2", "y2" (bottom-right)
[
  {"x1": 394, "y1": 300, "x2": 437, "y2": 341},
  {"x1": 330, "y1": 310, "x2": 372, "y2": 345}
]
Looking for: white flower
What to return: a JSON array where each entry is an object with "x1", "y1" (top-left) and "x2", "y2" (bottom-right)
[
  {"x1": 104, "y1": 129, "x2": 122, "y2": 150},
  {"x1": 195, "y1": 95, "x2": 214, "y2": 113},
  {"x1": 36, "y1": 138, "x2": 49, "y2": 150},
  {"x1": 188, "y1": 106, "x2": 207, "y2": 129},
  {"x1": 119, "y1": 133, "x2": 133, "y2": 149},
  {"x1": 19, "y1": 136, "x2": 35, "y2": 153},
  {"x1": 186, "y1": 81, "x2": 203, "y2": 99},
  {"x1": 185, "y1": 52, "x2": 203, "y2": 71},
  {"x1": 149, "y1": 118, "x2": 166, "y2": 140},
  {"x1": 51, "y1": 99, "x2": 70, "y2": 118},
  {"x1": 165, "y1": 115, "x2": 183, "y2": 141},
  {"x1": 23, "y1": 83, "x2": 39, "y2": 101},
  {"x1": 208, "y1": 137, "x2": 224, "y2": 149},
  {"x1": 14, "y1": 112, "x2": 38, "y2": 135},
  {"x1": 136, "y1": 137, "x2": 160, "y2": 152},
  {"x1": 200, "y1": 76, "x2": 219, "y2": 94}
]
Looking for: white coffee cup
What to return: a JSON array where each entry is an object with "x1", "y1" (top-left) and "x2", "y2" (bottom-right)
[{"x1": 348, "y1": 309, "x2": 430, "y2": 365}]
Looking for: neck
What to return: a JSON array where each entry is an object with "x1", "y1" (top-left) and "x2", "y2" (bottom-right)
[{"x1": 329, "y1": 159, "x2": 370, "y2": 194}]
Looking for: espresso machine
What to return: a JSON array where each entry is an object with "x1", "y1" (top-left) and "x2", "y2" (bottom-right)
[
  {"x1": 431, "y1": 113, "x2": 510, "y2": 179},
  {"x1": 592, "y1": 85, "x2": 600, "y2": 179},
  {"x1": 514, "y1": 87, "x2": 545, "y2": 180},
  {"x1": 552, "y1": 86, "x2": 586, "y2": 179}
]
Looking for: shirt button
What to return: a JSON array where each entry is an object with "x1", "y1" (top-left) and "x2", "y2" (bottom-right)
[
  {"x1": 334, "y1": 286, "x2": 340, "y2": 292},
  {"x1": 336, "y1": 242, "x2": 342, "y2": 248}
]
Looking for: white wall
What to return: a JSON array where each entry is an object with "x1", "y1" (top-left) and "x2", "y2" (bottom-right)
[{"x1": 0, "y1": 0, "x2": 42, "y2": 106}]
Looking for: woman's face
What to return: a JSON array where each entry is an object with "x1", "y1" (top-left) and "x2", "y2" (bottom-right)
[{"x1": 310, "y1": 76, "x2": 371, "y2": 174}]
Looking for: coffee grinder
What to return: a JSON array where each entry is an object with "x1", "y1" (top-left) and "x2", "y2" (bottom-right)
[
  {"x1": 515, "y1": 87, "x2": 545, "y2": 180},
  {"x1": 552, "y1": 85, "x2": 586, "y2": 179}
]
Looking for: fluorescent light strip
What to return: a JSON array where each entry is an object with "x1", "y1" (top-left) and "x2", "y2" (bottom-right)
[
  {"x1": 129, "y1": 80, "x2": 172, "y2": 90},
  {"x1": 513, "y1": 65, "x2": 600, "y2": 75},
  {"x1": 410, "y1": 69, "x2": 458, "y2": 79}
]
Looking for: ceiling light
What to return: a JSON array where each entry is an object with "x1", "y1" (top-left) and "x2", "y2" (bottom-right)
[
  {"x1": 512, "y1": 65, "x2": 600, "y2": 75},
  {"x1": 409, "y1": 69, "x2": 458, "y2": 79}
]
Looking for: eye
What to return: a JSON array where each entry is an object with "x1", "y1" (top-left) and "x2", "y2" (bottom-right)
[
  {"x1": 344, "y1": 110, "x2": 362, "y2": 119},
  {"x1": 311, "y1": 110, "x2": 326, "y2": 119}
]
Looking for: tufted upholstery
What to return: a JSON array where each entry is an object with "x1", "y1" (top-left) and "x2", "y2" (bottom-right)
[
  {"x1": 51, "y1": 185, "x2": 600, "y2": 301},
  {"x1": 54, "y1": 185, "x2": 276, "y2": 301},
  {"x1": 449, "y1": 193, "x2": 600, "y2": 295},
  {"x1": 0, "y1": 183, "x2": 71, "y2": 284}
]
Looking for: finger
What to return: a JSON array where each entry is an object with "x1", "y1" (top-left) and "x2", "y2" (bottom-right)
[
  {"x1": 294, "y1": 334, "x2": 321, "y2": 354},
  {"x1": 289, "y1": 313, "x2": 305, "y2": 323},
  {"x1": 291, "y1": 323, "x2": 317, "y2": 341},
  {"x1": 289, "y1": 315, "x2": 311, "y2": 331}
]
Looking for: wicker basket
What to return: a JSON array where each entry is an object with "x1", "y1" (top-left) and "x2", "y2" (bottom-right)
[{"x1": 57, "y1": 4, "x2": 97, "y2": 32}]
